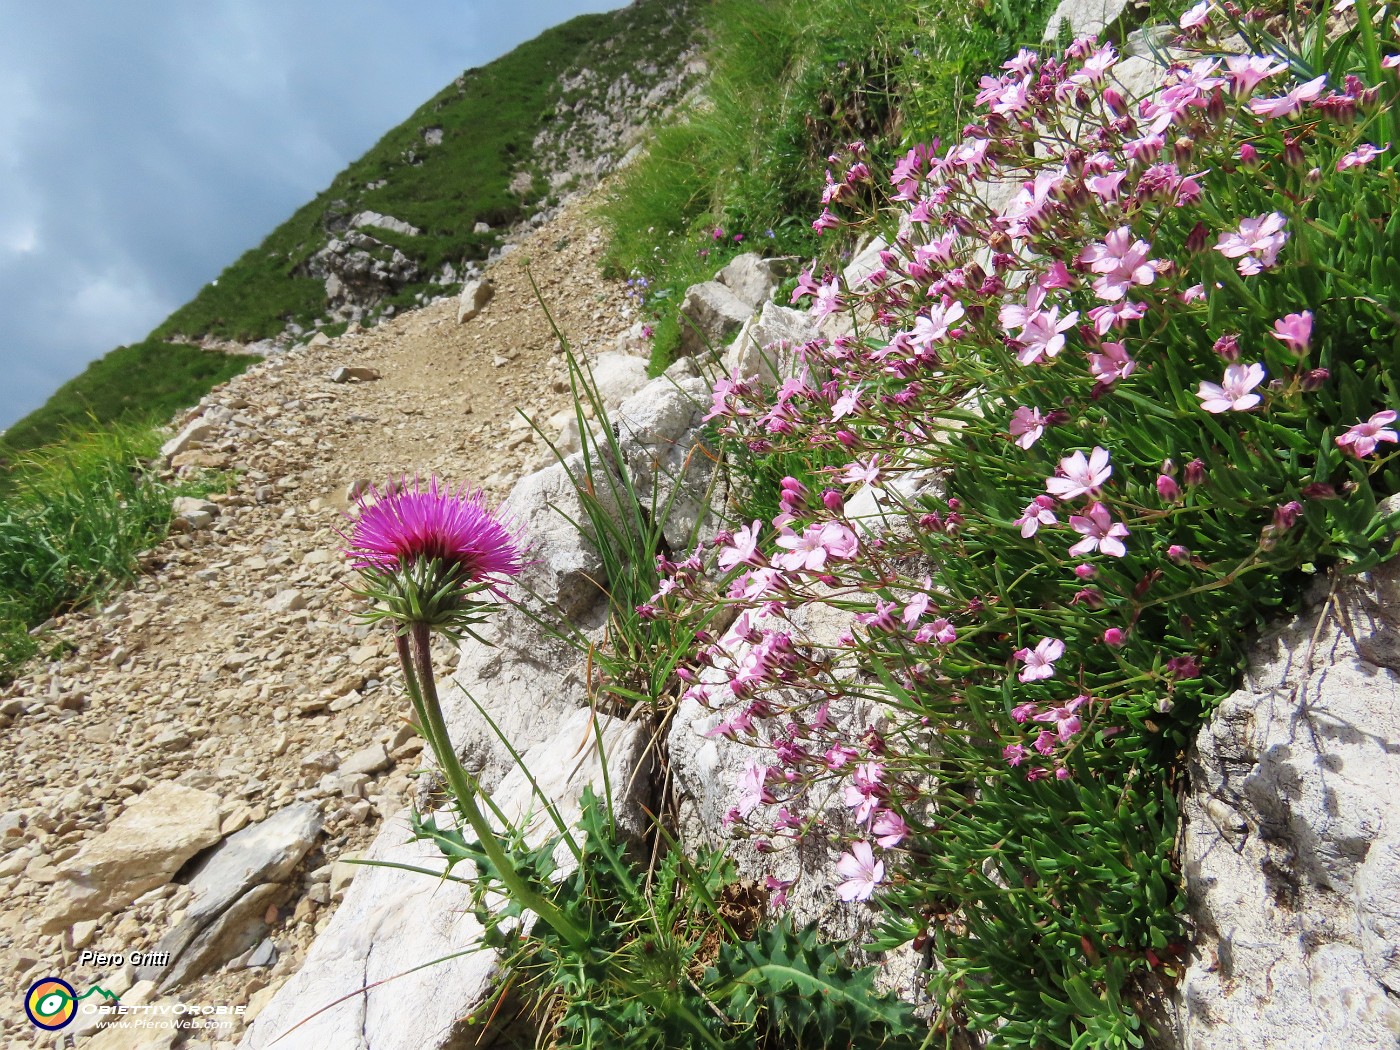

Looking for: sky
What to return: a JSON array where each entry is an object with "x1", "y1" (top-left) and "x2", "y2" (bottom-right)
[{"x1": 0, "y1": 0, "x2": 625, "y2": 430}]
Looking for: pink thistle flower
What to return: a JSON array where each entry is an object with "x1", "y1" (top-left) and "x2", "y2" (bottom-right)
[
  {"x1": 343, "y1": 478, "x2": 523, "y2": 594},
  {"x1": 1046, "y1": 446, "x2": 1113, "y2": 501},
  {"x1": 835, "y1": 841, "x2": 885, "y2": 901},
  {"x1": 1336, "y1": 411, "x2": 1400, "y2": 457},
  {"x1": 1068, "y1": 502, "x2": 1130, "y2": 557},
  {"x1": 1197, "y1": 362, "x2": 1266, "y2": 413},
  {"x1": 1015, "y1": 637, "x2": 1066, "y2": 682},
  {"x1": 1271, "y1": 311, "x2": 1313, "y2": 355}
]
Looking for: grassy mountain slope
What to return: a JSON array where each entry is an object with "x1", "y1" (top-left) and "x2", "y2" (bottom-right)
[
  {"x1": 2, "y1": 0, "x2": 699, "y2": 461},
  {"x1": 152, "y1": 0, "x2": 699, "y2": 346}
]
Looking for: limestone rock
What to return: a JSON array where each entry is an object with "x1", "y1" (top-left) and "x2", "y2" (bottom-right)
[
  {"x1": 328, "y1": 366, "x2": 381, "y2": 383},
  {"x1": 1174, "y1": 561, "x2": 1400, "y2": 1047},
  {"x1": 350, "y1": 211, "x2": 421, "y2": 237},
  {"x1": 456, "y1": 277, "x2": 494, "y2": 324},
  {"x1": 588, "y1": 351, "x2": 649, "y2": 410},
  {"x1": 614, "y1": 375, "x2": 716, "y2": 551},
  {"x1": 43, "y1": 783, "x2": 223, "y2": 930},
  {"x1": 239, "y1": 708, "x2": 651, "y2": 1050},
  {"x1": 171, "y1": 497, "x2": 220, "y2": 531},
  {"x1": 139, "y1": 802, "x2": 321, "y2": 988},
  {"x1": 724, "y1": 300, "x2": 818, "y2": 385},
  {"x1": 1042, "y1": 0, "x2": 1132, "y2": 42},
  {"x1": 161, "y1": 419, "x2": 216, "y2": 459},
  {"x1": 716, "y1": 252, "x2": 779, "y2": 309},
  {"x1": 678, "y1": 281, "x2": 753, "y2": 360}
]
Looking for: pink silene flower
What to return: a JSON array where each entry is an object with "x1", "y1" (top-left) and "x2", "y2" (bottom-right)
[
  {"x1": 1015, "y1": 636, "x2": 1066, "y2": 682},
  {"x1": 1038, "y1": 260, "x2": 1075, "y2": 290},
  {"x1": 1082, "y1": 227, "x2": 1158, "y2": 302},
  {"x1": 1072, "y1": 44, "x2": 1119, "y2": 84},
  {"x1": 1068, "y1": 502, "x2": 1130, "y2": 558},
  {"x1": 1179, "y1": 0, "x2": 1211, "y2": 28},
  {"x1": 1046, "y1": 446, "x2": 1113, "y2": 501},
  {"x1": 902, "y1": 587, "x2": 932, "y2": 627},
  {"x1": 717, "y1": 520, "x2": 765, "y2": 572},
  {"x1": 872, "y1": 810, "x2": 909, "y2": 848},
  {"x1": 831, "y1": 385, "x2": 863, "y2": 421},
  {"x1": 1225, "y1": 54, "x2": 1289, "y2": 95},
  {"x1": 819, "y1": 521, "x2": 859, "y2": 560},
  {"x1": 1338, "y1": 143, "x2": 1388, "y2": 170},
  {"x1": 1089, "y1": 342, "x2": 1136, "y2": 385},
  {"x1": 841, "y1": 456, "x2": 884, "y2": 486},
  {"x1": 1035, "y1": 694, "x2": 1088, "y2": 742},
  {"x1": 810, "y1": 277, "x2": 843, "y2": 319},
  {"x1": 1014, "y1": 494, "x2": 1058, "y2": 537},
  {"x1": 1248, "y1": 74, "x2": 1327, "y2": 118},
  {"x1": 1086, "y1": 300, "x2": 1148, "y2": 335},
  {"x1": 1016, "y1": 305, "x2": 1080, "y2": 364},
  {"x1": 736, "y1": 761, "x2": 775, "y2": 818},
  {"x1": 343, "y1": 477, "x2": 523, "y2": 591},
  {"x1": 1003, "y1": 742, "x2": 1027, "y2": 766},
  {"x1": 1197, "y1": 362, "x2": 1266, "y2": 413},
  {"x1": 1336, "y1": 410, "x2": 1400, "y2": 457},
  {"x1": 842, "y1": 761, "x2": 886, "y2": 824},
  {"x1": 1215, "y1": 212, "x2": 1289, "y2": 275},
  {"x1": 1003, "y1": 47, "x2": 1038, "y2": 74},
  {"x1": 836, "y1": 841, "x2": 885, "y2": 902},
  {"x1": 1271, "y1": 311, "x2": 1313, "y2": 354},
  {"x1": 912, "y1": 300, "x2": 967, "y2": 348},
  {"x1": 1086, "y1": 169, "x2": 1127, "y2": 202},
  {"x1": 1010, "y1": 405, "x2": 1048, "y2": 449},
  {"x1": 915, "y1": 618, "x2": 957, "y2": 645},
  {"x1": 1011, "y1": 701, "x2": 1039, "y2": 723},
  {"x1": 766, "y1": 876, "x2": 793, "y2": 910}
]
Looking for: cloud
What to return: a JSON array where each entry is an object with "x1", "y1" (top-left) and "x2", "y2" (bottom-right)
[{"x1": 0, "y1": 0, "x2": 623, "y2": 429}]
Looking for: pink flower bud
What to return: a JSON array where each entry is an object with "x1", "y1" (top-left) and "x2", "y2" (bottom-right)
[
  {"x1": 1103, "y1": 628, "x2": 1126, "y2": 647},
  {"x1": 1184, "y1": 459, "x2": 1206, "y2": 486},
  {"x1": 821, "y1": 489, "x2": 844, "y2": 512},
  {"x1": 1156, "y1": 475, "x2": 1181, "y2": 501},
  {"x1": 1212, "y1": 334, "x2": 1240, "y2": 362},
  {"x1": 1167, "y1": 544, "x2": 1191, "y2": 563},
  {"x1": 836, "y1": 430, "x2": 858, "y2": 447},
  {"x1": 1074, "y1": 564, "x2": 1097, "y2": 579},
  {"x1": 1300, "y1": 367, "x2": 1329, "y2": 391},
  {"x1": 1273, "y1": 500, "x2": 1303, "y2": 530},
  {"x1": 1238, "y1": 142, "x2": 1259, "y2": 166}
]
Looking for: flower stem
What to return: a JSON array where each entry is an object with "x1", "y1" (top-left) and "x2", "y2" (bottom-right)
[{"x1": 395, "y1": 623, "x2": 591, "y2": 952}]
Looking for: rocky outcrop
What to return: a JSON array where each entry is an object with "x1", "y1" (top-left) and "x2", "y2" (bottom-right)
[
  {"x1": 1174, "y1": 561, "x2": 1400, "y2": 1047},
  {"x1": 309, "y1": 231, "x2": 421, "y2": 320},
  {"x1": 41, "y1": 783, "x2": 223, "y2": 931},
  {"x1": 239, "y1": 707, "x2": 652, "y2": 1050},
  {"x1": 678, "y1": 281, "x2": 754, "y2": 360}
]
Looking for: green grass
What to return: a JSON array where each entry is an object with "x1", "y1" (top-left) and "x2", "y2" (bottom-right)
[
  {"x1": 151, "y1": 0, "x2": 701, "y2": 347},
  {"x1": 0, "y1": 339, "x2": 256, "y2": 463},
  {"x1": 599, "y1": 0, "x2": 1060, "y2": 372},
  {"x1": 0, "y1": 425, "x2": 227, "y2": 682}
]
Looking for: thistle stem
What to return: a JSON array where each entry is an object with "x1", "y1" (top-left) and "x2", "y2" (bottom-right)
[{"x1": 395, "y1": 623, "x2": 591, "y2": 952}]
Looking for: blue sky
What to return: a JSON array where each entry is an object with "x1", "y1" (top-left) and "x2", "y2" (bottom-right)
[{"x1": 0, "y1": 1, "x2": 623, "y2": 429}]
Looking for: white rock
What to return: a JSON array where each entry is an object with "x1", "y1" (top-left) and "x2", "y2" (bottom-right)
[
  {"x1": 161, "y1": 419, "x2": 216, "y2": 459},
  {"x1": 715, "y1": 252, "x2": 778, "y2": 309},
  {"x1": 1175, "y1": 560, "x2": 1400, "y2": 1047},
  {"x1": 456, "y1": 277, "x2": 495, "y2": 324},
  {"x1": 588, "y1": 352, "x2": 649, "y2": 410},
  {"x1": 264, "y1": 590, "x2": 306, "y2": 614},
  {"x1": 1042, "y1": 0, "x2": 1130, "y2": 42},
  {"x1": 350, "y1": 211, "x2": 420, "y2": 237},
  {"x1": 43, "y1": 783, "x2": 223, "y2": 930},
  {"x1": 678, "y1": 281, "x2": 753, "y2": 360},
  {"x1": 239, "y1": 708, "x2": 649, "y2": 1050},
  {"x1": 724, "y1": 300, "x2": 818, "y2": 385}
]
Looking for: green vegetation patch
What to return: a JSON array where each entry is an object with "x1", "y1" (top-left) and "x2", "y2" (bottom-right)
[{"x1": 1, "y1": 339, "x2": 255, "y2": 462}]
